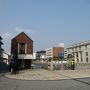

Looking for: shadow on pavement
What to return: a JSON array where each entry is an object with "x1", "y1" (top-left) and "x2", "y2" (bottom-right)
[
  {"x1": 71, "y1": 77, "x2": 90, "y2": 85},
  {"x1": 0, "y1": 65, "x2": 9, "y2": 74}
]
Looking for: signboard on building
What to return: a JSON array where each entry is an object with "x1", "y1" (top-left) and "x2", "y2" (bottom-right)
[{"x1": 59, "y1": 52, "x2": 64, "y2": 58}]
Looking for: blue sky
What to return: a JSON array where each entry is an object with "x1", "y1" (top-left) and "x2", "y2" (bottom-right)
[{"x1": 0, "y1": 0, "x2": 90, "y2": 53}]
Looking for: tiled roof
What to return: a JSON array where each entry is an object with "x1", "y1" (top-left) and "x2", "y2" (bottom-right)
[{"x1": 12, "y1": 32, "x2": 33, "y2": 41}]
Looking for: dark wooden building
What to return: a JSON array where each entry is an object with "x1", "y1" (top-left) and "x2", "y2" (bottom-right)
[
  {"x1": 0, "y1": 36, "x2": 4, "y2": 61},
  {"x1": 11, "y1": 32, "x2": 33, "y2": 69}
]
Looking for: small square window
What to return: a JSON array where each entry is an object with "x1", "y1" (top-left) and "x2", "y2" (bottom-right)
[
  {"x1": 86, "y1": 52, "x2": 88, "y2": 56},
  {"x1": 86, "y1": 58, "x2": 88, "y2": 62},
  {"x1": 81, "y1": 58, "x2": 83, "y2": 62},
  {"x1": 19, "y1": 43, "x2": 26, "y2": 54},
  {"x1": 77, "y1": 58, "x2": 79, "y2": 62}
]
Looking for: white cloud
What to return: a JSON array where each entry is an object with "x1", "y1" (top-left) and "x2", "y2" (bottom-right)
[
  {"x1": 2, "y1": 32, "x2": 13, "y2": 40},
  {"x1": 1, "y1": 27, "x2": 35, "y2": 54},
  {"x1": 15, "y1": 27, "x2": 35, "y2": 34},
  {"x1": 16, "y1": 27, "x2": 23, "y2": 33}
]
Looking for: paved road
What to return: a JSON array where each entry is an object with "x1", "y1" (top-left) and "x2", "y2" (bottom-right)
[{"x1": 0, "y1": 73, "x2": 90, "y2": 90}]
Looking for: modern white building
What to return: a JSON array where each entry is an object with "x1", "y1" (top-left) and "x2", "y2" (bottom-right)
[
  {"x1": 67, "y1": 40, "x2": 90, "y2": 64},
  {"x1": 46, "y1": 48, "x2": 53, "y2": 59},
  {"x1": 40, "y1": 55, "x2": 46, "y2": 59},
  {"x1": 36, "y1": 50, "x2": 46, "y2": 60},
  {"x1": 3, "y1": 52, "x2": 10, "y2": 64}
]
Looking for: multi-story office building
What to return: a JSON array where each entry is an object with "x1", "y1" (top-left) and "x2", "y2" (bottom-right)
[
  {"x1": 46, "y1": 48, "x2": 53, "y2": 59},
  {"x1": 67, "y1": 40, "x2": 90, "y2": 63},
  {"x1": 3, "y1": 52, "x2": 11, "y2": 65},
  {"x1": 46, "y1": 47, "x2": 64, "y2": 60}
]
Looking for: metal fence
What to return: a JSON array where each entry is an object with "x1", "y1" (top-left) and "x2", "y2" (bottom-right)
[
  {"x1": 32, "y1": 61, "x2": 90, "y2": 70},
  {"x1": 75, "y1": 63, "x2": 90, "y2": 69}
]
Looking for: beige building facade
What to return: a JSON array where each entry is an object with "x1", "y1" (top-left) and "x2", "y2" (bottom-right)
[{"x1": 67, "y1": 41, "x2": 90, "y2": 63}]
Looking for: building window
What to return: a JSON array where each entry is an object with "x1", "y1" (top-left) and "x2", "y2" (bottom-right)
[
  {"x1": 86, "y1": 52, "x2": 88, "y2": 56},
  {"x1": 77, "y1": 58, "x2": 79, "y2": 62},
  {"x1": 86, "y1": 57, "x2": 88, "y2": 62},
  {"x1": 19, "y1": 43, "x2": 26, "y2": 54},
  {"x1": 81, "y1": 58, "x2": 83, "y2": 62},
  {"x1": 76, "y1": 52, "x2": 78, "y2": 57},
  {"x1": 85, "y1": 45, "x2": 87, "y2": 49},
  {"x1": 80, "y1": 52, "x2": 82, "y2": 57}
]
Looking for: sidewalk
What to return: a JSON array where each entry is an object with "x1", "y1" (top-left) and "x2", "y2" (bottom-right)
[
  {"x1": 52, "y1": 69, "x2": 90, "y2": 79},
  {"x1": 5, "y1": 69, "x2": 90, "y2": 80}
]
